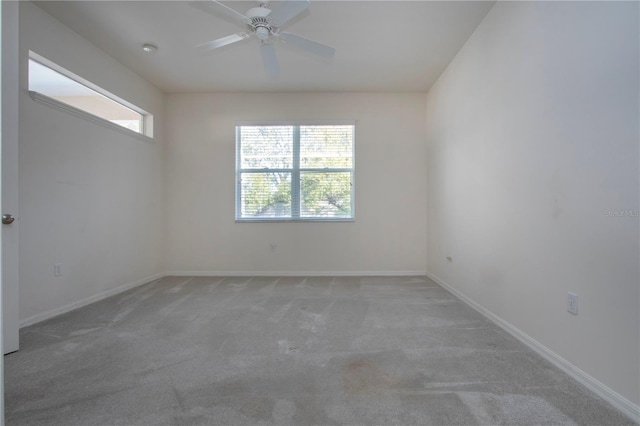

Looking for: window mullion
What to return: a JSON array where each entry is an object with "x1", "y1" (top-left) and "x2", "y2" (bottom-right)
[
  {"x1": 235, "y1": 126, "x2": 242, "y2": 219},
  {"x1": 291, "y1": 125, "x2": 301, "y2": 218}
]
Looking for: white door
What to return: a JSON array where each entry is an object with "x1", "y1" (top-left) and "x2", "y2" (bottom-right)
[{"x1": 2, "y1": 0, "x2": 20, "y2": 354}]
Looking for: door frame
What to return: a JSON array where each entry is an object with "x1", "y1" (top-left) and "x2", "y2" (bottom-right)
[{"x1": 2, "y1": 0, "x2": 20, "y2": 355}]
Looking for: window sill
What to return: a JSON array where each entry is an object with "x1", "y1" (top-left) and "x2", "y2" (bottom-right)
[
  {"x1": 29, "y1": 91, "x2": 155, "y2": 144},
  {"x1": 236, "y1": 218, "x2": 355, "y2": 223}
]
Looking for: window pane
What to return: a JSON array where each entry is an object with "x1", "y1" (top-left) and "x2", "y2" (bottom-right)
[
  {"x1": 240, "y1": 126, "x2": 293, "y2": 169},
  {"x1": 240, "y1": 172, "x2": 292, "y2": 218},
  {"x1": 300, "y1": 172, "x2": 352, "y2": 217},
  {"x1": 28, "y1": 59, "x2": 144, "y2": 133},
  {"x1": 236, "y1": 124, "x2": 354, "y2": 221},
  {"x1": 300, "y1": 125, "x2": 353, "y2": 169}
]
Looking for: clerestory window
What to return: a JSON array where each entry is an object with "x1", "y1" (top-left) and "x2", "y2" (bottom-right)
[{"x1": 28, "y1": 52, "x2": 152, "y2": 138}]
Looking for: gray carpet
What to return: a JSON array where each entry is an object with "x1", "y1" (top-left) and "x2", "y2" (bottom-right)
[{"x1": 5, "y1": 276, "x2": 634, "y2": 425}]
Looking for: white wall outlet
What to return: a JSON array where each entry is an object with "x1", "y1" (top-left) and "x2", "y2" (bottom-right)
[
  {"x1": 54, "y1": 263, "x2": 63, "y2": 277},
  {"x1": 567, "y1": 292, "x2": 578, "y2": 315},
  {"x1": 269, "y1": 244, "x2": 277, "y2": 252}
]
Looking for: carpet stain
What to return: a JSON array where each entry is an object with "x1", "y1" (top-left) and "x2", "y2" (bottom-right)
[{"x1": 342, "y1": 358, "x2": 401, "y2": 394}]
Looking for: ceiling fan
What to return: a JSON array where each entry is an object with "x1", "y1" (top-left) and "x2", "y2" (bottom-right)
[{"x1": 193, "y1": 0, "x2": 335, "y2": 76}]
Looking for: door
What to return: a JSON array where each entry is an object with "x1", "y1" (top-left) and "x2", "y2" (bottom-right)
[{"x1": 2, "y1": 0, "x2": 20, "y2": 354}]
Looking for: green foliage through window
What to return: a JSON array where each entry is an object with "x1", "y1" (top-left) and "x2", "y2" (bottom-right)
[{"x1": 236, "y1": 124, "x2": 354, "y2": 220}]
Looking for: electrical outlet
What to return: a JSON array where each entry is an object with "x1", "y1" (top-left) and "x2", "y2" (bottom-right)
[
  {"x1": 54, "y1": 263, "x2": 63, "y2": 277},
  {"x1": 567, "y1": 292, "x2": 578, "y2": 315},
  {"x1": 269, "y1": 244, "x2": 277, "y2": 252}
]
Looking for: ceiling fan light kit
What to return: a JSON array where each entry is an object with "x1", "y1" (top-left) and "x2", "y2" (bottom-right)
[{"x1": 194, "y1": 0, "x2": 335, "y2": 76}]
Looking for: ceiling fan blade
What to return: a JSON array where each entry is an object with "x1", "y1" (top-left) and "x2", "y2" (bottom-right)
[
  {"x1": 268, "y1": 0, "x2": 310, "y2": 27},
  {"x1": 260, "y1": 43, "x2": 279, "y2": 76},
  {"x1": 195, "y1": 33, "x2": 251, "y2": 51},
  {"x1": 279, "y1": 32, "x2": 335, "y2": 58},
  {"x1": 189, "y1": 1, "x2": 249, "y2": 25}
]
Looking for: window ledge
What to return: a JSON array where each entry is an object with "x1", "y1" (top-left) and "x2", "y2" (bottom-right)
[
  {"x1": 236, "y1": 218, "x2": 355, "y2": 223},
  {"x1": 29, "y1": 91, "x2": 155, "y2": 144}
]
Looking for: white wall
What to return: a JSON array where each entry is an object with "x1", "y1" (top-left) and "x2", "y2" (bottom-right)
[
  {"x1": 18, "y1": 2, "x2": 165, "y2": 324},
  {"x1": 426, "y1": 0, "x2": 639, "y2": 411},
  {"x1": 165, "y1": 92, "x2": 427, "y2": 275}
]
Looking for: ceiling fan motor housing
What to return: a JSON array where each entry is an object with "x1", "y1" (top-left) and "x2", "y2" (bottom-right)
[{"x1": 246, "y1": 6, "x2": 274, "y2": 40}]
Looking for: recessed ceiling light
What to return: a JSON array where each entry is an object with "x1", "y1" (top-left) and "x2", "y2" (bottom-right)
[{"x1": 142, "y1": 44, "x2": 157, "y2": 53}]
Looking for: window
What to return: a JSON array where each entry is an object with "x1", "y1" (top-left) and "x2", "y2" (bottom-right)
[
  {"x1": 236, "y1": 123, "x2": 355, "y2": 221},
  {"x1": 28, "y1": 52, "x2": 151, "y2": 137}
]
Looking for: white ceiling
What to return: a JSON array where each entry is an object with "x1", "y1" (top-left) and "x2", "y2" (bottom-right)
[{"x1": 34, "y1": 1, "x2": 495, "y2": 93}]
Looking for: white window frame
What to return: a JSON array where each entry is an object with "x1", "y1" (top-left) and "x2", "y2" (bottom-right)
[
  {"x1": 235, "y1": 121, "x2": 356, "y2": 222},
  {"x1": 27, "y1": 51, "x2": 154, "y2": 141}
]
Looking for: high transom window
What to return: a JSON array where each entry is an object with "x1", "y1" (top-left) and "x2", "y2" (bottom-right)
[
  {"x1": 236, "y1": 123, "x2": 355, "y2": 221},
  {"x1": 28, "y1": 52, "x2": 151, "y2": 137}
]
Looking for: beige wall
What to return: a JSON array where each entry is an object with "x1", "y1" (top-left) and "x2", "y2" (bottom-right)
[
  {"x1": 18, "y1": 1, "x2": 165, "y2": 324},
  {"x1": 165, "y1": 92, "x2": 427, "y2": 275},
  {"x1": 426, "y1": 1, "x2": 639, "y2": 410}
]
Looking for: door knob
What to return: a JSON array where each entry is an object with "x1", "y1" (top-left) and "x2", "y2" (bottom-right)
[{"x1": 2, "y1": 214, "x2": 15, "y2": 225}]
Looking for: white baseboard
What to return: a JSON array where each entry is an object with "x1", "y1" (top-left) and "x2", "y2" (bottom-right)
[
  {"x1": 19, "y1": 273, "x2": 165, "y2": 328},
  {"x1": 164, "y1": 270, "x2": 427, "y2": 277},
  {"x1": 426, "y1": 271, "x2": 640, "y2": 424}
]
